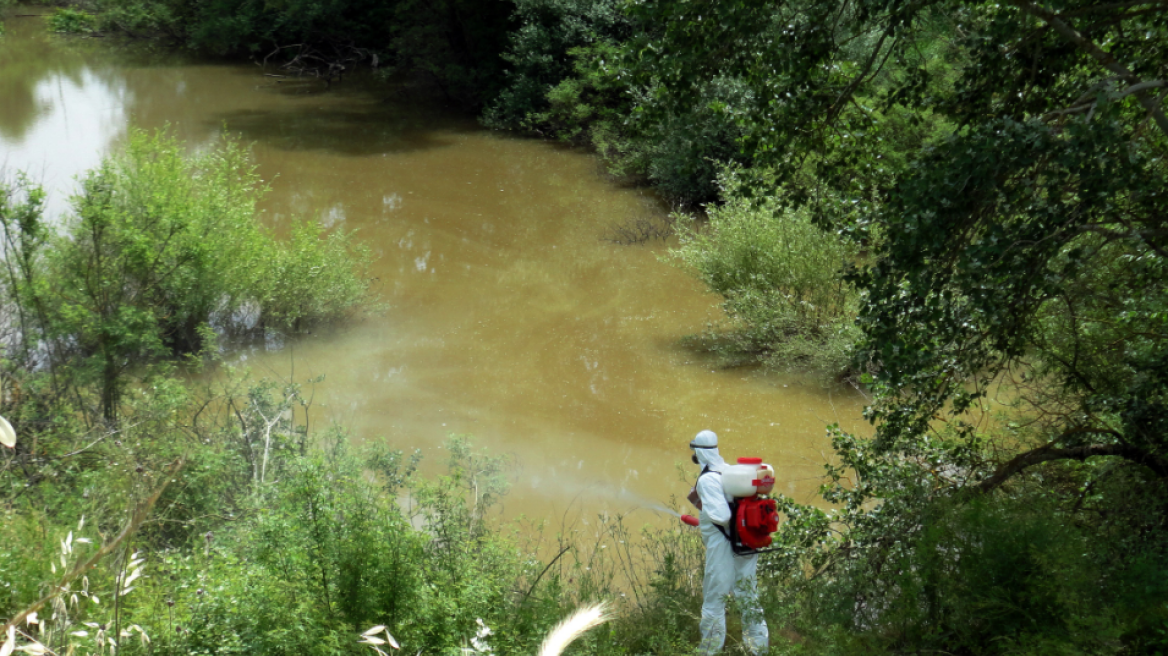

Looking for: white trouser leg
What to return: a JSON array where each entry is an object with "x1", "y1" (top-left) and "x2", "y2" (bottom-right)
[
  {"x1": 732, "y1": 555, "x2": 768, "y2": 655},
  {"x1": 698, "y1": 529, "x2": 735, "y2": 656}
]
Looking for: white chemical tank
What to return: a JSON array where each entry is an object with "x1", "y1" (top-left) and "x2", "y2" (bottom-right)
[{"x1": 722, "y1": 457, "x2": 776, "y2": 498}]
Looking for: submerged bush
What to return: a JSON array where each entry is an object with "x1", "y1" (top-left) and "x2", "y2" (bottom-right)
[
  {"x1": 0, "y1": 128, "x2": 372, "y2": 420},
  {"x1": 256, "y1": 220, "x2": 373, "y2": 332},
  {"x1": 669, "y1": 170, "x2": 859, "y2": 377}
]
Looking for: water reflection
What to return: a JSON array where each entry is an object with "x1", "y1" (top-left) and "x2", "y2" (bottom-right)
[{"x1": 0, "y1": 16, "x2": 129, "y2": 217}]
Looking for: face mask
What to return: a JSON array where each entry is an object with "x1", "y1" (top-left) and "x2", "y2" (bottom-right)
[{"x1": 692, "y1": 453, "x2": 699, "y2": 465}]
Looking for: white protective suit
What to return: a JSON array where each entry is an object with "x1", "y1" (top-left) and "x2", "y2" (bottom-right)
[{"x1": 691, "y1": 430, "x2": 769, "y2": 656}]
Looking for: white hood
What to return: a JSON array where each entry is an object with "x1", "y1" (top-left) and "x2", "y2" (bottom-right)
[{"x1": 695, "y1": 446, "x2": 726, "y2": 472}]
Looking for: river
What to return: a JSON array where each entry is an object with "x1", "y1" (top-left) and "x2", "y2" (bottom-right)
[{"x1": 0, "y1": 13, "x2": 868, "y2": 527}]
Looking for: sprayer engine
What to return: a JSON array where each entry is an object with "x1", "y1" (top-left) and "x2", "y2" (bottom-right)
[{"x1": 735, "y1": 496, "x2": 780, "y2": 550}]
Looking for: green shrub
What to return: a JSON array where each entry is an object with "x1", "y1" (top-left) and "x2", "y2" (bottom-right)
[
  {"x1": 1, "y1": 393, "x2": 717, "y2": 656},
  {"x1": 777, "y1": 491, "x2": 1168, "y2": 656},
  {"x1": 757, "y1": 413, "x2": 1168, "y2": 656},
  {"x1": 256, "y1": 220, "x2": 373, "y2": 332},
  {"x1": 48, "y1": 8, "x2": 98, "y2": 33},
  {"x1": 89, "y1": 0, "x2": 187, "y2": 38},
  {"x1": 668, "y1": 169, "x2": 860, "y2": 377},
  {"x1": 497, "y1": 46, "x2": 753, "y2": 205},
  {"x1": 521, "y1": 42, "x2": 651, "y2": 186},
  {"x1": 0, "y1": 510, "x2": 57, "y2": 617},
  {"x1": 131, "y1": 438, "x2": 537, "y2": 656}
]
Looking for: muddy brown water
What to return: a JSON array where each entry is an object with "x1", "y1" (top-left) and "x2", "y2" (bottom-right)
[{"x1": 0, "y1": 14, "x2": 868, "y2": 527}]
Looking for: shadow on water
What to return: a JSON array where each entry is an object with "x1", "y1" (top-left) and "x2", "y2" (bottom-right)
[
  {"x1": 211, "y1": 102, "x2": 478, "y2": 156},
  {"x1": 208, "y1": 71, "x2": 482, "y2": 156}
]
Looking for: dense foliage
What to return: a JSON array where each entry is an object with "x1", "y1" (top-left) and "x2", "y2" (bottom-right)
[
  {"x1": 69, "y1": 0, "x2": 516, "y2": 105},
  {"x1": 0, "y1": 375, "x2": 709, "y2": 656},
  {"x1": 491, "y1": 0, "x2": 1168, "y2": 650}
]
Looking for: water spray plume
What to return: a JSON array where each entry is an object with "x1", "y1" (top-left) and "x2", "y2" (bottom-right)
[
  {"x1": 537, "y1": 602, "x2": 612, "y2": 656},
  {"x1": 643, "y1": 502, "x2": 680, "y2": 518}
]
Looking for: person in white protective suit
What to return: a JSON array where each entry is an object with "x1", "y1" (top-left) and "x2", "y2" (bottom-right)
[{"x1": 688, "y1": 430, "x2": 769, "y2": 656}]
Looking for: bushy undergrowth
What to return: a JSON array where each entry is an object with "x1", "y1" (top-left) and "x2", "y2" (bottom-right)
[
  {"x1": 0, "y1": 0, "x2": 12, "y2": 35},
  {"x1": 0, "y1": 367, "x2": 713, "y2": 655},
  {"x1": 25, "y1": 387, "x2": 1161, "y2": 656},
  {"x1": 753, "y1": 420, "x2": 1168, "y2": 656}
]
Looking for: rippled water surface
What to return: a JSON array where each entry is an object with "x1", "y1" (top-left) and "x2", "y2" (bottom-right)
[{"x1": 0, "y1": 14, "x2": 869, "y2": 524}]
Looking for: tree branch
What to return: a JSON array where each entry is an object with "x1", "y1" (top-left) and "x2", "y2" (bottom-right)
[
  {"x1": 1012, "y1": 0, "x2": 1168, "y2": 135},
  {"x1": 976, "y1": 437, "x2": 1168, "y2": 493},
  {"x1": 1117, "y1": 79, "x2": 1167, "y2": 98},
  {"x1": 826, "y1": 20, "x2": 897, "y2": 125},
  {"x1": 1060, "y1": 0, "x2": 1168, "y2": 17}
]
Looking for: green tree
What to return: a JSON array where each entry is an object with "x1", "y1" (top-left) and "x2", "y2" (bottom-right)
[
  {"x1": 484, "y1": 0, "x2": 637, "y2": 129},
  {"x1": 631, "y1": 0, "x2": 1168, "y2": 512},
  {"x1": 626, "y1": 0, "x2": 963, "y2": 221}
]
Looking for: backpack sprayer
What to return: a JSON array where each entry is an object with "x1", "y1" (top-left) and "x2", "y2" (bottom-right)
[{"x1": 681, "y1": 457, "x2": 781, "y2": 554}]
